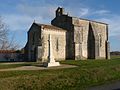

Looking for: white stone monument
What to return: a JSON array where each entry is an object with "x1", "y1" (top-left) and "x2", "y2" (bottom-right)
[{"x1": 44, "y1": 34, "x2": 60, "y2": 67}]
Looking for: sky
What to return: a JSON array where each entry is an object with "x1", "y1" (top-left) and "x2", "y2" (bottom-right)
[{"x1": 0, "y1": 0, "x2": 120, "y2": 51}]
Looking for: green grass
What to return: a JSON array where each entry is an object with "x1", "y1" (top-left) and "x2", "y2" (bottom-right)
[
  {"x1": 0, "y1": 62, "x2": 36, "y2": 69},
  {"x1": 0, "y1": 57, "x2": 120, "y2": 90}
]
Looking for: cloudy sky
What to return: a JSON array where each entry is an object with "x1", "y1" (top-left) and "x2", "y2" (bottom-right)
[{"x1": 0, "y1": 0, "x2": 120, "y2": 51}]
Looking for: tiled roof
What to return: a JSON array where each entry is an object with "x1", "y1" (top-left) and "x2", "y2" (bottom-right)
[
  {"x1": 35, "y1": 23, "x2": 66, "y2": 31},
  {"x1": 0, "y1": 50, "x2": 15, "y2": 53}
]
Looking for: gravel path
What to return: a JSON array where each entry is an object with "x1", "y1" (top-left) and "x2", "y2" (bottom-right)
[
  {"x1": 88, "y1": 81, "x2": 120, "y2": 90},
  {"x1": 0, "y1": 64, "x2": 77, "y2": 71}
]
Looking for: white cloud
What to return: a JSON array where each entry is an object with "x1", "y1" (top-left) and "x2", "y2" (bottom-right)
[
  {"x1": 94, "y1": 10, "x2": 110, "y2": 15},
  {"x1": 2, "y1": 2, "x2": 119, "y2": 38},
  {"x1": 66, "y1": 7, "x2": 89, "y2": 18},
  {"x1": 17, "y1": 4, "x2": 56, "y2": 19},
  {"x1": 69, "y1": 7, "x2": 120, "y2": 37},
  {"x1": 2, "y1": 4, "x2": 57, "y2": 31},
  {"x1": 66, "y1": 7, "x2": 120, "y2": 37},
  {"x1": 3, "y1": 14, "x2": 38, "y2": 31},
  {"x1": 79, "y1": 8, "x2": 89, "y2": 17},
  {"x1": 96, "y1": 15, "x2": 120, "y2": 36},
  {"x1": 66, "y1": 7, "x2": 110, "y2": 19}
]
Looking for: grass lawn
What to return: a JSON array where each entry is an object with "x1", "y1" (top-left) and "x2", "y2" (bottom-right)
[
  {"x1": 0, "y1": 57, "x2": 120, "y2": 90},
  {"x1": 0, "y1": 62, "x2": 38, "y2": 69}
]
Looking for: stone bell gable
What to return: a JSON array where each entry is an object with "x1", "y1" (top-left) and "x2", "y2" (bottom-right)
[
  {"x1": 25, "y1": 7, "x2": 110, "y2": 62},
  {"x1": 51, "y1": 7, "x2": 110, "y2": 60}
]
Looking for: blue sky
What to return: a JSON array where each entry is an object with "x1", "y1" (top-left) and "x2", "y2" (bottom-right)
[{"x1": 0, "y1": 0, "x2": 120, "y2": 51}]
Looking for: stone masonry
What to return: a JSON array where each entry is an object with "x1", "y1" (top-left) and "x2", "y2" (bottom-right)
[{"x1": 24, "y1": 7, "x2": 110, "y2": 62}]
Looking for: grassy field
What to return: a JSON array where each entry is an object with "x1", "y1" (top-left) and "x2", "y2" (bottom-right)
[
  {"x1": 0, "y1": 63, "x2": 31, "y2": 69},
  {"x1": 0, "y1": 57, "x2": 120, "y2": 90}
]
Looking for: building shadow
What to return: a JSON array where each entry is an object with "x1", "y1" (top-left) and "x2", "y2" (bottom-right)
[{"x1": 87, "y1": 23, "x2": 95, "y2": 59}]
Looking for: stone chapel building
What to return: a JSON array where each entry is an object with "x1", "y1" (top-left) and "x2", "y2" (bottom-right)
[{"x1": 24, "y1": 7, "x2": 110, "y2": 62}]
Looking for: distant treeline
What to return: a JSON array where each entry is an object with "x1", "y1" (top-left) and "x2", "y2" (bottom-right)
[{"x1": 110, "y1": 51, "x2": 120, "y2": 55}]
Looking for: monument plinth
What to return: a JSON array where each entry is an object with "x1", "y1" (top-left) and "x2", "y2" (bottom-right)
[{"x1": 43, "y1": 34, "x2": 60, "y2": 67}]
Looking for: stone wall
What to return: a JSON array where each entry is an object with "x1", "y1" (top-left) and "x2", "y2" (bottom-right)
[
  {"x1": 41, "y1": 28, "x2": 66, "y2": 62},
  {"x1": 90, "y1": 21, "x2": 107, "y2": 59},
  {"x1": 51, "y1": 15, "x2": 75, "y2": 59},
  {"x1": 72, "y1": 17, "x2": 89, "y2": 59},
  {"x1": 52, "y1": 14, "x2": 108, "y2": 60},
  {"x1": 27, "y1": 23, "x2": 41, "y2": 61},
  {"x1": 25, "y1": 7, "x2": 110, "y2": 61},
  {"x1": 72, "y1": 17, "x2": 108, "y2": 59},
  {"x1": 27, "y1": 23, "x2": 66, "y2": 62}
]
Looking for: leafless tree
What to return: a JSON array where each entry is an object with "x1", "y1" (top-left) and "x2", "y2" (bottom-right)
[{"x1": 0, "y1": 16, "x2": 19, "y2": 50}]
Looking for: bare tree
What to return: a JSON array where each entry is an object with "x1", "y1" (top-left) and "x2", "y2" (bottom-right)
[
  {"x1": 0, "y1": 16, "x2": 8, "y2": 50},
  {"x1": 7, "y1": 33, "x2": 20, "y2": 50},
  {"x1": 0, "y1": 16, "x2": 19, "y2": 50}
]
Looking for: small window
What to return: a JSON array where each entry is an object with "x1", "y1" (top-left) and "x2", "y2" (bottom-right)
[
  {"x1": 56, "y1": 38, "x2": 59, "y2": 51},
  {"x1": 99, "y1": 34, "x2": 102, "y2": 47},
  {"x1": 32, "y1": 32, "x2": 35, "y2": 45},
  {"x1": 81, "y1": 27, "x2": 83, "y2": 42}
]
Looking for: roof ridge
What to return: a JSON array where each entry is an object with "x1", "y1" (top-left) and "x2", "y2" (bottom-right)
[
  {"x1": 71, "y1": 16, "x2": 108, "y2": 25},
  {"x1": 34, "y1": 23, "x2": 66, "y2": 31}
]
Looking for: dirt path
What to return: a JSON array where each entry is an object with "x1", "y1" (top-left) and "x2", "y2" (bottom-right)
[
  {"x1": 0, "y1": 64, "x2": 77, "y2": 71},
  {"x1": 88, "y1": 81, "x2": 120, "y2": 90}
]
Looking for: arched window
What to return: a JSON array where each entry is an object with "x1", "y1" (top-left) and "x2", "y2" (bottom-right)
[
  {"x1": 56, "y1": 38, "x2": 59, "y2": 51},
  {"x1": 99, "y1": 34, "x2": 102, "y2": 47},
  {"x1": 32, "y1": 32, "x2": 35, "y2": 45},
  {"x1": 81, "y1": 27, "x2": 83, "y2": 42}
]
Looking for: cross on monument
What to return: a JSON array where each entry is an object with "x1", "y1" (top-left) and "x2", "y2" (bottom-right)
[{"x1": 43, "y1": 34, "x2": 60, "y2": 67}]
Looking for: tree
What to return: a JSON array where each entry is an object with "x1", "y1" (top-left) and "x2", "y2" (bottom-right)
[
  {"x1": 0, "y1": 16, "x2": 8, "y2": 49},
  {"x1": 0, "y1": 16, "x2": 19, "y2": 50}
]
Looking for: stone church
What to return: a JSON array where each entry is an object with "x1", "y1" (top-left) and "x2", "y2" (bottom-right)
[{"x1": 24, "y1": 7, "x2": 110, "y2": 62}]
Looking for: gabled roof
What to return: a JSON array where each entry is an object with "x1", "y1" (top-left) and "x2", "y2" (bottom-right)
[{"x1": 35, "y1": 23, "x2": 66, "y2": 32}]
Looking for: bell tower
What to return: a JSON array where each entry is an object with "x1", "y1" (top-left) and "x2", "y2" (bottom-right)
[{"x1": 56, "y1": 7, "x2": 64, "y2": 17}]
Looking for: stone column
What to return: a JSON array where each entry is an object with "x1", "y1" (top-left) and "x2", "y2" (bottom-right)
[
  {"x1": 106, "y1": 41, "x2": 110, "y2": 59},
  {"x1": 43, "y1": 34, "x2": 60, "y2": 67},
  {"x1": 48, "y1": 34, "x2": 55, "y2": 63}
]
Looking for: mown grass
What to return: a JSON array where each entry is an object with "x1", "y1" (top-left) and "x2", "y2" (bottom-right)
[
  {"x1": 0, "y1": 57, "x2": 120, "y2": 90},
  {"x1": 0, "y1": 64, "x2": 29, "y2": 69},
  {"x1": 0, "y1": 62, "x2": 40, "y2": 69}
]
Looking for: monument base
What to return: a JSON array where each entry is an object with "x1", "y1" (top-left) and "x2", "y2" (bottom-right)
[{"x1": 43, "y1": 62, "x2": 60, "y2": 67}]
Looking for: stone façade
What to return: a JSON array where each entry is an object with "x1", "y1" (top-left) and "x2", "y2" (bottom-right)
[{"x1": 24, "y1": 7, "x2": 110, "y2": 62}]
